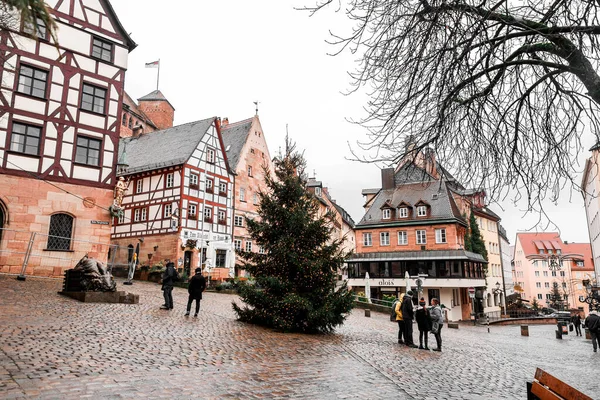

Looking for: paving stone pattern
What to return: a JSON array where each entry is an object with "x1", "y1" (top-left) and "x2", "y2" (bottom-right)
[{"x1": 0, "y1": 275, "x2": 598, "y2": 399}]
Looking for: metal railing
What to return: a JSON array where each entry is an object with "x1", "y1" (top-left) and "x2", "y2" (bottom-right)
[{"x1": 0, "y1": 227, "x2": 117, "y2": 279}]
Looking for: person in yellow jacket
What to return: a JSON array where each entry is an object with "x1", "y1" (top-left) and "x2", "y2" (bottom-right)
[{"x1": 396, "y1": 292, "x2": 405, "y2": 344}]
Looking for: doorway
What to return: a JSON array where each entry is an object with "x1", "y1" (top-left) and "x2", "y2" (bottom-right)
[{"x1": 184, "y1": 251, "x2": 193, "y2": 277}]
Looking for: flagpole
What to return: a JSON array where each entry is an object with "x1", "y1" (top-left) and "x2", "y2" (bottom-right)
[{"x1": 156, "y1": 59, "x2": 160, "y2": 90}]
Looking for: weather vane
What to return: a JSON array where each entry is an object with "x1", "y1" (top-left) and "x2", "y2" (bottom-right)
[{"x1": 253, "y1": 100, "x2": 260, "y2": 115}]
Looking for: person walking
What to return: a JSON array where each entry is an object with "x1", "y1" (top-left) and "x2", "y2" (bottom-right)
[
  {"x1": 572, "y1": 313, "x2": 582, "y2": 336},
  {"x1": 402, "y1": 290, "x2": 418, "y2": 348},
  {"x1": 585, "y1": 310, "x2": 600, "y2": 353},
  {"x1": 415, "y1": 297, "x2": 432, "y2": 350},
  {"x1": 160, "y1": 262, "x2": 178, "y2": 310},
  {"x1": 395, "y1": 293, "x2": 406, "y2": 344},
  {"x1": 185, "y1": 267, "x2": 206, "y2": 317},
  {"x1": 430, "y1": 298, "x2": 444, "y2": 352}
]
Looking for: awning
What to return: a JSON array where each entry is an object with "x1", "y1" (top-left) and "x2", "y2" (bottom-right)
[{"x1": 347, "y1": 249, "x2": 487, "y2": 263}]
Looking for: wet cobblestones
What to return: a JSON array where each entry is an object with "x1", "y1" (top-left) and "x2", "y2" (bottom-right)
[{"x1": 0, "y1": 275, "x2": 598, "y2": 399}]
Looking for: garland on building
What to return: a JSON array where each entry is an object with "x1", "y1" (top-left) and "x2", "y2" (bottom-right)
[{"x1": 232, "y1": 138, "x2": 354, "y2": 333}]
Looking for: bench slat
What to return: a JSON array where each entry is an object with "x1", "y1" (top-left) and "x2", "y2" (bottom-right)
[
  {"x1": 534, "y1": 368, "x2": 592, "y2": 400},
  {"x1": 531, "y1": 381, "x2": 562, "y2": 400}
]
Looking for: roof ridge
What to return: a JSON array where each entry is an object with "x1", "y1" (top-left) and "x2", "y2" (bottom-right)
[{"x1": 222, "y1": 118, "x2": 254, "y2": 129}]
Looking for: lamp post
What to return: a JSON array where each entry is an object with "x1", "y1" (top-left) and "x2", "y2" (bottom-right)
[{"x1": 581, "y1": 279, "x2": 600, "y2": 312}]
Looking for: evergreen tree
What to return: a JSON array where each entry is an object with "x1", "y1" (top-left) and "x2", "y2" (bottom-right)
[
  {"x1": 232, "y1": 139, "x2": 355, "y2": 333},
  {"x1": 468, "y1": 211, "x2": 488, "y2": 261},
  {"x1": 531, "y1": 298, "x2": 540, "y2": 311},
  {"x1": 463, "y1": 213, "x2": 472, "y2": 252},
  {"x1": 548, "y1": 282, "x2": 563, "y2": 310}
]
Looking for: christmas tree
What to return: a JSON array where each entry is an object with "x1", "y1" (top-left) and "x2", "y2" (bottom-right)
[
  {"x1": 232, "y1": 139, "x2": 355, "y2": 333},
  {"x1": 548, "y1": 282, "x2": 563, "y2": 310},
  {"x1": 468, "y1": 211, "x2": 488, "y2": 262}
]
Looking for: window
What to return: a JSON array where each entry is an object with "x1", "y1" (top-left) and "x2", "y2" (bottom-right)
[
  {"x1": 140, "y1": 208, "x2": 147, "y2": 221},
  {"x1": 253, "y1": 193, "x2": 258, "y2": 205},
  {"x1": 164, "y1": 204, "x2": 172, "y2": 218},
  {"x1": 190, "y1": 173, "x2": 199, "y2": 188},
  {"x1": 535, "y1": 271, "x2": 540, "y2": 277},
  {"x1": 543, "y1": 271, "x2": 548, "y2": 277},
  {"x1": 416, "y1": 230, "x2": 426, "y2": 244},
  {"x1": 17, "y1": 64, "x2": 48, "y2": 98},
  {"x1": 417, "y1": 206, "x2": 427, "y2": 216},
  {"x1": 398, "y1": 231, "x2": 408, "y2": 245},
  {"x1": 188, "y1": 204, "x2": 197, "y2": 220},
  {"x1": 128, "y1": 117, "x2": 132, "y2": 129},
  {"x1": 23, "y1": 17, "x2": 47, "y2": 39},
  {"x1": 536, "y1": 282, "x2": 541, "y2": 288},
  {"x1": 240, "y1": 188, "x2": 245, "y2": 202},
  {"x1": 537, "y1": 294, "x2": 543, "y2": 300},
  {"x1": 134, "y1": 208, "x2": 140, "y2": 222},
  {"x1": 234, "y1": 216, "x2": 244, "y2": 227},
  {"x1": 10, "y1": 122, "x2": 41, "y2": 155},
  {"x1": 560, "y1": 271, "x2": 565, "y2": 277},
  {"x1": 122, "y1": 113, "x2": 127, "y2": 126},
  {"x1": 245, "y1": 241, "x2": 253, "y2": 252},
  {"x1": 204, "y1": 206, "x2": 212, "y2": 222},
  {"x1": 382, "y1": 209, "x2": 391, "y2": 219},
  {"x1": 165, "y1": 173, "x2": 174, "y2": 188},
  {"x1": 75, "y1": 136, "x2": 101, "y2": 166},
  {"x1": 248, "y1": 166, "x2": 253, "y2": 176},
  {"x1": 380, "y1": 232, "x2": 390, "y2": 246},
  {"x1": 81, "y1": 83, "x2": 106, "y2": 114},
  {"x1": 399, "y1": 207, "x2": 408, "y2": 218},
  {"x1": 219, "y1": 181, "x2": 227, "y2": 194},
  {"x1": 46, "y1": 213, "x2": 73, "y2": 251},
  {"x1": 206, "y1": 178, "x2": 213, "y2": 193},
  {"x1": 435, "y1": 229, "x2": 446, "y2": 243},
  {"x1": 259, "y1": 246, "x2": 265, "y2": 254},
  {"x1": 545, "y1": 282, "x2": 550, "y2": 288},
  {"x1": 576, "y1": 261, "x2": 584, "y2": 267},
  {"x1": 250, "y1": 148, "x2": 255, "y2": 154},
  {"x1": 315, "y1": 187, "x2": 322, "y2": 197},
  {"x1": 234, "y1": 239, "x2": 242, "y2": 251},
  {"x1": 91, "y1": 37, "x2": 113, "y2": 62},
  {"x1": 136, "y1": 180, "x2": 143, "y2": 193},
  {"x1": 363, "y1": 233, "x2": 372, "y2": 246},
  {"x1": 551, "y1": 271, "x2": 557, "y2": 277},
  {"x1": 215, "y1": 249, "x2": 227, "y2": 267},
  {"x1": 118, "y1": 212, "x2": 125, "y2": 224},
  {"x1": 218, "y1": 209, "x2": 226, "y2": 224},
  {"x1": 546, "y1": 294, "x2": 551, "y2": 300},
  {"x1": 206, "y1": 148, "x2": 215, "y2": 163},
  {"x1": 562, "y1": 282, "x2": 567, "y2": 288}
]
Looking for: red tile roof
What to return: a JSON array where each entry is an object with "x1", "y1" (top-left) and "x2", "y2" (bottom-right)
[
  {"x1": 516, "y1": 232, "x2": 562, "y2": 256},
  {"x1": 563, "y1": 243, "x2": 595, "y2": 271}
]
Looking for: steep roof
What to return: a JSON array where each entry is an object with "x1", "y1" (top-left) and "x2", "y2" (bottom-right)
[
  {"x1": 102, "y1": 0, "x2": 137, "y2": 50},
  {"x1": 516, "y1": 232, "x2": 563, "y2": 256},
  {"x1": 137, "y1": 90, "x2": 175, "y2": 110},
  {"x1": 118, "y1": 117, "x2": 215, "y2": 175},
  {"x1": 221, "y1": 118, "x2": 253, "y2": 171},
  {"x1": 357, "y1": 180, "x2": 465, "y2": 227},
  {"x1": 562, "y1": 243, "x2": 595, "y2": 270}
]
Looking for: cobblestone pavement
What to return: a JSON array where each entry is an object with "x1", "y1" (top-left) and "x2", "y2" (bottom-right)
[{"x1": 0, "y1": 275, "x2": 598, "y2": 400}]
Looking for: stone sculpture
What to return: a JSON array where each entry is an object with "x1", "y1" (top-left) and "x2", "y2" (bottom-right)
[{"x1": 73, "y1": 254, "x2": 117, "y2": 292}]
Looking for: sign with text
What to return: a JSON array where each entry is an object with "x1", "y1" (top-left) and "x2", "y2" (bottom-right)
[{"x1": 90, "y1": 220, "x2": 109, "y2": 225}]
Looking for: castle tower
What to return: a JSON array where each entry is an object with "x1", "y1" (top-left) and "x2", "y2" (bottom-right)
[{"x1": 137, "y1": 90, "x2": 175, "y2": 130}]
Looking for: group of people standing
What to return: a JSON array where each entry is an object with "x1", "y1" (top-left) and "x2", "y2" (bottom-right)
[
  {"x1": 160, "y1": 262, "x2": 207, "y2": 317},
  {"x1": 395, "y1": 291, "x2": 444, "y2": 352}
]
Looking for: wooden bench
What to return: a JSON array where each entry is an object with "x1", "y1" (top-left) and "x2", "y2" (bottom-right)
[{"x1": 527, "y1": 368, "x2": 591, "y2": 400}]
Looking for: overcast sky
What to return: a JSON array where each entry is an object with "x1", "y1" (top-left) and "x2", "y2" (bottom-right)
[{"x1": 111, "y1": 0, "x2": 594, "y2": 246}]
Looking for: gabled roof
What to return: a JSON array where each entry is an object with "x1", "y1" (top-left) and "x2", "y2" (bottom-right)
[
  {"x1": 357, "y1": 181, "x2": 465, "y2": 226},
  {"x1": 221, "y1": 118, "x2": 253, "y2": 171},
  {"x1": 101, "y1": 0, "x2": 137, "y2": 50},
  {"x1": 118, "y1": 117, "x2": 215, "y2": 175},
  {"x1": 137, "y1": 90, "x2": 175, "y2": 110},
  {"x1": 562, "y1": 243, "x2": 595, "y2": 270}
]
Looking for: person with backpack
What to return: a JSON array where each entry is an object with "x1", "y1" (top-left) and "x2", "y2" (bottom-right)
[
  {"x1": 415, "y1": 297, "x2": 432, "y2": 350},
  {"x1": 430, "y1": 297, "x2": 444, "y2": 352},
  {"x1": 185, "y1": 267, "x2": 206, "y2": 317},
  {"x1": 585, "y1": 310, "x2": 600, "y2": 353},
  {"x1": 394, "y1": 293, "x2": 405, "y2": 344},
  {"x1": 160, "y1": 262, "x2": 179, "y2": 310}
]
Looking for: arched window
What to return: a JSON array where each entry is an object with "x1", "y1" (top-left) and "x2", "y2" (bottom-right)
[
  {"x1": 122, "y1": 113, "x2": 127, "y2": 125},
  {"x1": 128, "y1": 117, "x2": 132, "y2": 129},
  {"x1": 127, "y1": 244, "x2": 134, "y2": 263},
  {"x1": 47, "y1": 213, "x2": 74, "y2": 251}
]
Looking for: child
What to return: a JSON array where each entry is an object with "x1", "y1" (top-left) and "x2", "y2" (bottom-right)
[{"x1": 185, "y1": 267, "x2": 206, "y2": 317}]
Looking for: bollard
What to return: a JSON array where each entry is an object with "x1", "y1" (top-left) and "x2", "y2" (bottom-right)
[
  {"x1": 556, "y1": 323, "x2": 563, "y2": 340},
  {"x1": 364, "y1": 309, "x2": 371, "y2": 318},
  {"x1": 487, "y1": 315, "x2": 490, "y2": 333},
  {"x1": 521, "y1": 325, "x2": 529, "y2": 337}
]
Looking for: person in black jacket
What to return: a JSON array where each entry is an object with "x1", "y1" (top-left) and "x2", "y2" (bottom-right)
[
  {"x1": 160, "y1": 262, "x2": 178, "y2": 310},
  {"x1": 571, "y1": 313, "x2": 582, "y2": 336},
  {"x1": 585, "y1": 310, "x2": 600, "y2": 353},
  {"x1": 402, "y1": 290, "x2": 417, "y2": 348},
  {"x1": 185, "y1": 267, "x2": 206, "y2": 317},
  {"x1": 415, "y1": 297, "x2": 432, "y2": 350}
]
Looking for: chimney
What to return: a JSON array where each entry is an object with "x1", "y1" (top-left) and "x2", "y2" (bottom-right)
[
  {"x1": 222, "y1": 117, "x2": 229, "y2": 127},
  {"x1": 133, "y1": 124, "x2": 144, "y2": 137},
  {"x1": 381, "y1": 168, "x2": 394, "y2": 190}
]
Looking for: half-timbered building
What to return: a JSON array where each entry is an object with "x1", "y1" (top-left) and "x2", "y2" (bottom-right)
[
  {"x1": 0, "y1": 0, "x2": 135, "y2": 277},
  {"x1": 110, "y1": 117, "x2": 235, "y2": 279}
]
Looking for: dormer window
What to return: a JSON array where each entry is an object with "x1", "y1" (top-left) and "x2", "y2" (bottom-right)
[
  {"x1": 417, "y1": 205, "x2": 427, "y2": 217},
  {"x1": 315, "y1": 187, "x2": 321, "y2": 196},
  {"x1": 382, "y1": 209, "x2": 391, "y2": 219},
  {"x1": 399, "y1": 207, "x2": 408, "y2": 218}
]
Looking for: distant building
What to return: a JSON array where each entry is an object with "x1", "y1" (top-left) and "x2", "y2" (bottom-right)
[
  {"x1": 220, "y1": 116, "x2": 273, "y2": 277},
  {"x1": 499, "y1": 225, "x2": 514, "y2": 298},
  {"x1": 513, "y1": 233, "x2": 594, "y2": 314},
  {"x1": 0, "y1": 0, "x2": 135, "y2": 276},
  {"x1": 347, "y1": 145, "x2": 490, "y2": 322},
  {"x1": 581, "y1": 147, "x2": 600, "y2": 281},
  {"x1": 110, "y1": 116, "x2": 235, "y2": 279}
]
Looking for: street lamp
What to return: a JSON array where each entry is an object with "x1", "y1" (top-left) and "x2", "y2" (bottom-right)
[{"x1": 581, "y1": 279, "x2": 600, "y2": 311}]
